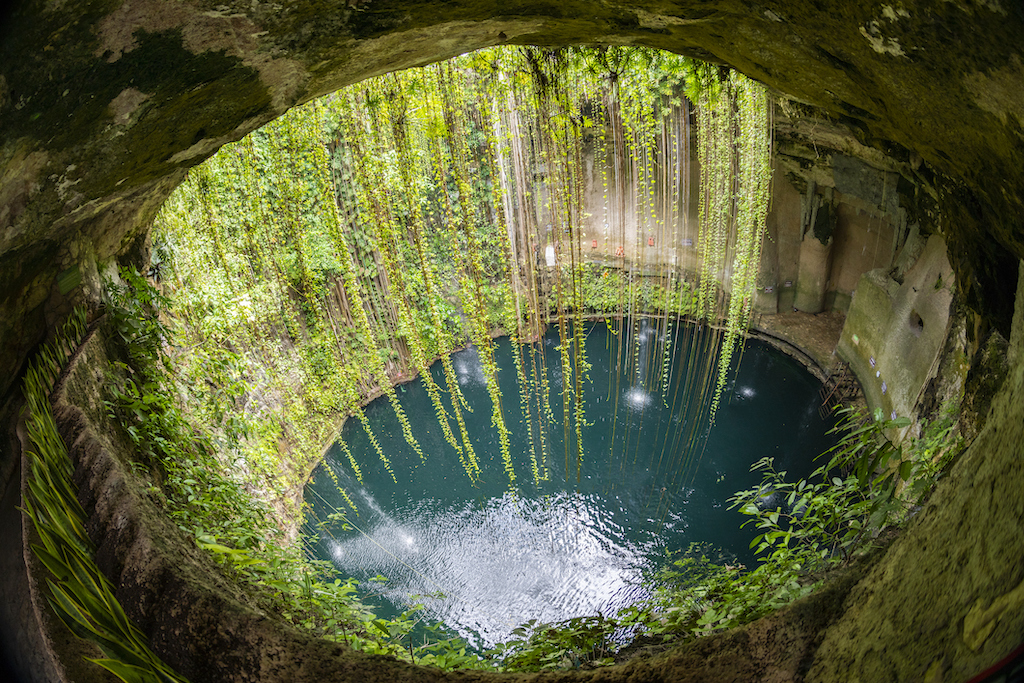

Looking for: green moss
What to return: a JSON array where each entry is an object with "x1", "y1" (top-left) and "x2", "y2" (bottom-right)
[
  {"x1": 0, "y1": 0, "x2": 120, "y2": 138},
  {"x1": 89, "y1": 30, "x2": 271, "y2": 189},
  {"x1": 3, "y1": 21, "x2": 270, "y2": 194}
]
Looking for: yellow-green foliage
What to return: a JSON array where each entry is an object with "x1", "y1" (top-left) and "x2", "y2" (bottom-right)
[
  {"x1": 153, "y1": 46, "x2": 771, "y2": 499},
  {"x1": 695, "y1": 71, "x2": 772, "y2": 422},
  {"x1": 21, "y1": 308, "x2": 190, "y2": 683}
]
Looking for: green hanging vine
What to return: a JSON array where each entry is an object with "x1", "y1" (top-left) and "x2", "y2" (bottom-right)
[{"x1": 154, "y1": 45, "x2": 773, "y2": 513}]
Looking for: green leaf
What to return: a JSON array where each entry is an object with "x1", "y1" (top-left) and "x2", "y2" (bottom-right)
[
  {"x1": 898, "y1": 459, "x2": 913, "y2": 482},
  {"x1": 86, "y1": 658, "x2": 163, "y2": 683},
  {"x1": 30, "y1": 543, "x2": 73, "y2": 582},
  {"x1": 199, "y1": 541, "x2": 240, "y2": 555}
]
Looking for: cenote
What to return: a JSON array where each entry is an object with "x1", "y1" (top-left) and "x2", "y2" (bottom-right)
[{"x1": 303, "y1": 318, "x2": 838, "y2": 647}]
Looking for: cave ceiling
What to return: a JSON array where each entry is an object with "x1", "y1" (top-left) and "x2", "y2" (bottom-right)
[{"x1": 1, "y1": 0, "x2": 1022, "y2": 398}]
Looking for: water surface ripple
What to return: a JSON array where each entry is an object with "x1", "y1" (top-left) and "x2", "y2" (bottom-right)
[{"x1": 304, "y1": 319, "x2": 837, "y2": 646}]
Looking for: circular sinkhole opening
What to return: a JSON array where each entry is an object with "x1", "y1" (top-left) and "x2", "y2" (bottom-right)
[{"x1": 303, "y1": 318, "x2": 838, "y2": 648}]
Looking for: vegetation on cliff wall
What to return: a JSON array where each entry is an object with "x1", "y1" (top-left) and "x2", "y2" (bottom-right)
[
  {"x1": 2, "y1": 0, "x2": 1022, "y2": 680},
  {"x1": 153, "y1": 47, "x2": 773, "y2": 523},
  {"x1": 23, "y1": 49, "x2": 967, "y2": 676},
  {"x1": 87, "y1": 266, "x2": 965, "y2": 675},
  {"x1": 21, "y1": 307, "x2": 189, "y2": 683},
  {"x1": 106, "y1": 45, "x2": 962, "y2": 674}
]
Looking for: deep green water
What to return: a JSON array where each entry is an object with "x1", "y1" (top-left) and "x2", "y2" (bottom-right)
[{"x1": 303, "y1": 318, "x2": 837, "y2": 647}]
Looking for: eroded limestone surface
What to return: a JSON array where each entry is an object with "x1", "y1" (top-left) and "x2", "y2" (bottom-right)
[{"x1": 809, "y1": 261, "x2": 1024, "y2": 681}]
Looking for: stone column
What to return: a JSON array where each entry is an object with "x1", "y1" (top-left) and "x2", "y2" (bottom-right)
[
  {"x1": 795, "y1": 190, "x2": 835, "y2": 313},
  {"x1": 794, "y1": 232, "x2": 834, "y2": 313}
]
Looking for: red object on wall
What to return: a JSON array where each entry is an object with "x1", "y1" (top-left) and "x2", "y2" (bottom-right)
[
  {"x1": 647, "y1": 236, "x2": 655, "y2": 246},
  {"x1": 591, "y1": 239, "x2": 598, "y2": 249},
  {"x1": 615, "y1": 245, "x2": 624, "y2": 256}
]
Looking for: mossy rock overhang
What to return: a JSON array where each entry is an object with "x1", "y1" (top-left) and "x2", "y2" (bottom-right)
[
  {"x1": 1, "y1": 2, "x2": 1022, "y2": 401},
  {"x1": 2, "y1": 2, "x2": 1024, "y2": 682},
  {"x1": 0, "y1": 3, "x2": 1019, "y2": 385}
]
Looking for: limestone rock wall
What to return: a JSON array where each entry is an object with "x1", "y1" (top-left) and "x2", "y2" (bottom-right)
[
  {"x1": 769, "y1": 119, "x2": 920, "y2": 317},
  {"x1": 838, "y1": 234, "x2": 956, "y2": 424},
  {"x1": 809, "y1": 260, "x2": 1024, "y2": 681},
  {"x1": 2, "y1": 1, "x2": 1024, "y2": 680},
  {"x1": 558, "y1": 108, "x2": 919, "y2": 323}
]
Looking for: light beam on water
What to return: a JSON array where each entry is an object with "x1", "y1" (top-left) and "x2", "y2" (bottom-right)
[{"x1": 303, "y1": 319, "x2": 837, "y2": 647}]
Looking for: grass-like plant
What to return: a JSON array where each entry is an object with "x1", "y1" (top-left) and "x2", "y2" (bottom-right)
[{"x1": 21, "y1": 307, "x2": 190, "y2": 683}]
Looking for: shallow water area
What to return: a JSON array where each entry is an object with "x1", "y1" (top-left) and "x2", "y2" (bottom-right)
[{"x1": 303, "y1": 319, "x2": 837, "y2": 647}]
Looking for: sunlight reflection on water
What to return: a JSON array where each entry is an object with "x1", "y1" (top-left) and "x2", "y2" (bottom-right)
[
  {"x1": 625, "y1": 387, "x2": 653, "y2": 410},
  {"x1": 304, "y1": 321, "x2": 838, "y2": 647},
  {"x1": 328, "y1": 491, "x2": 649, "y2": 646}
]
